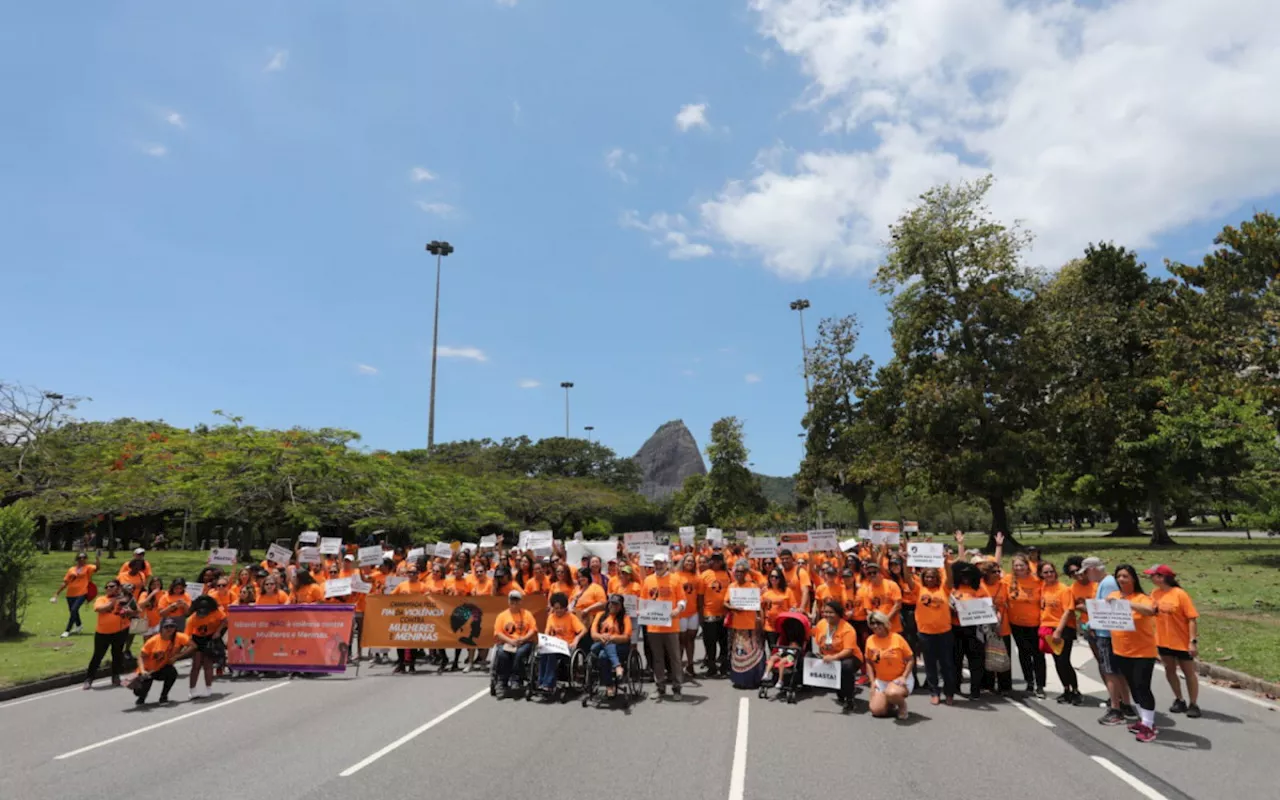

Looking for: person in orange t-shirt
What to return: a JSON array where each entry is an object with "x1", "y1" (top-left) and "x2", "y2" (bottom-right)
[
  {"x1": 185, "y1": 595, "x2": 227, "y2": 698},
  {"x1": 1004, "y1": 553, "x2": 1045, "y2": 698},
  {"x1": 675, "y1": 554, "x2": 703, "y2": 677},
  {"x1": 53, "y1": 551, "x2": 100, "y2": 637},
  {"x1": 390, "y1": 565, "x2": 429, "y2": 673},
  {"x1": 290, "y1": 571, "x2": 324, "y2": 605},
  {"x1": 134, "y1": 618, "x2": 193, "y2": 705},
  {"x1": 255, "y1": 575, "x2": 290, "y2": 605},
  {"x1": 723, "y1": 558, "x2": 765, "y2": 690},
  {"x1": 914, "y1": 567, "x2": 956, "y2": 704},
  {"x1": 808, "y1": 599, "x2": 862, "y2": 707},
  {"x1": 643, "y1": 554, "x2": 688, "y2": 696},
  {"x1": 492, "y1": 590, "x2": 539, "y2": 692},
  {"x1": 1038, "y1": 561, "x2": 1081, "y2": 704},
  {"x1": 977, "y1": 560, "x2": 1012, "y2": 695},
  {"x1": 444, "y1": 561, "x2": 477, "y2": 672},
  {"x1": 591, "y1": 597, "x2": 633, "y2": 697},
  {"x1": 1148, "y1": 565, "x2": 1201, "y2": 716},
  {"x1": 83, "y1": 579, "x2": 135, "y2": 689},
  {"x1": 699, "y1": 553, "x2": 733, "y2": 677},
  {"x1": 950, "y1": 561, "x2": 990, "y2": 700},
  {"x1": 1108, "y1": 565, "x2": 1160, "y2": 742},
  {"x1": 760, "y1": 570, "x2": 790, "y2": 648},
  {"x1": 855, "y1": 563, "x2": 902, "y2": 633},
  {"x1": 864, "y1": 611, "x2": 913, "y2": 719},
  {"x1": 536, "y1": 592, "x2": 585, "y2": 693}
]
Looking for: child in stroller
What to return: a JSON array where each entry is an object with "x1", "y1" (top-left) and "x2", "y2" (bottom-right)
[{"x1": 758, "y1": 612, "x2": 811, "y2": 703}]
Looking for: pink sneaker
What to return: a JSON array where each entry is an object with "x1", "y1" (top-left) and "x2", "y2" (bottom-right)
[
  {"x1": 1127, "y1": 720, "x2": 1144, "y2": 733},
  {"x1": 1134, "y1": 724, "x2": 1158, "y2": 743}
]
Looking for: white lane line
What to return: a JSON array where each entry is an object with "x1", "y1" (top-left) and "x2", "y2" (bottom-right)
[
  {"x1": 0, "y1": 686, "x2": 82, "y2": 709},
  {"x1": 728, "y1": 698, "x2": 749, "y2": 800},
  {"x1": 1011, "y1": 700, "x2": 1055, "y2": 727},
  {"x1": 340, "y1": 688, "x2": 488, "y2": 777},
  {"x1": 54, "y1": 682, "x2": 288, "y2": 760},
  {"x1": 1091, "y1": 756, "x2": 1171, "y2": 800}
]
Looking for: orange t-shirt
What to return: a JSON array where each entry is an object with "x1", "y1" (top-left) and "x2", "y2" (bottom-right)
[
  {"x1": 1151, "y1": 587, "x2": 1198, "y2": 652},
  {"x1": 523, "y1": 575, "x2": 551, "y2": 595},
  {"x1": 544, "y1": 611, "x2": 585, "y2": 644},
  {"x1": 424, "y1": 576, "x2": 448, "y2": 595},
  {"x1": 63, "y1": 565, "x2": 98, "y2": 598},
  {"x1": 593, "y1": 611, "x2": 632, "y2": 640},
  {"x1": 781, "y1": 565, "x2": 811, "y2": 611},
  {"x1": 550, "y1": 580, "x2": 576, "y2": 599},
  {"x1": 494, "y1": 608, "x2": 538, "y2": 640},
  {"x1": 814, "y1": 581, "x2": 847, "y2": 612},
  {"x1": 1107, "y1": 591, "x2": 1157, "y2": 658},
  {"x1": 291, "y1": 583, "x2": 324, "y2": 604},
  {"x1": 93, "y1": 595, "x2": 130, "y2": 634},
  {"x1": 676, "y1": 572, "x2": 703, "y2": 618},
  {"x1": 642, "y1": 573, "x2": 687, "y2": 634},
  {"x1": 915, "y1": 585, "x2": 953, "y2": 635},
  {"x1": 856, "y1": 580, "x2": 903, "y2": 632},
  {"x1": 1070, "y1": 579, "x2": 1096, "y2": 626},
  {"x1": 157, "y1": 590, "x2": 190, "y2": 618},
  {"x1": 207, "y1": 586, "x2": 237, "y2": 609},
  {"x1": 137, "y1": 591, "x2": 163, "y2": 629},
  {"x1": 699, "y1": 570, "x2": 731, "y2": 617},
  {"x1": 472, "y1": 574, "x2": 495, "y2": 596},
  {"x1": 1004, "y1": 574, "x2": 1042, "y2": 628},
  {"x1": 139, "y1": 632, "x2": 190, "y2": 673},
  {"x1": 864, "y1": 632, "x2": 913, "y2": 681},
  {"x1": 813, "y1": 618, "x2": 861, "y2": 660},
  {"x1": 1039, "y1": 582, "x2": 1076, "y2": 629},
  {"x1": 445, "y1": 576, "x2": 474, "y2": 596},
  {"x1": 986, "y1": 579, "x2": 1012, "y2": 637},
  {"x1": 950, "y1": 583, "x2": 991, "y2": 626},
  {"x1": 570, "y1": 583, "x2": 607, "y2": 615},
  {"x1": 760, "y1": 588, "x2": 790, "y2": 633},
  {"x1": 724, "y1": 579, "x2": 762, "y2": 630},
  {"x1": 895, "y1": 576, "x2": 920, "y2": 607},
  {"x1": 185, "y1": 608, "x2": 227, "y2": 638},
  {"x1": 255, "y1": 590, "x2": 290, "y2": 605}
]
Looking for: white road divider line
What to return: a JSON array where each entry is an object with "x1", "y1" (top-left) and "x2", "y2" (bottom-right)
[
  {"x1": 728, "y1": 698, "x2": 749, "y2": 800},
  {"x1": 340, "y1": 688, "x2": 488, "y2": 777},
  {"x1": 1011, "y1": 699, "x2": 1055, "y2": 727},
  {"x1": 54, "y1": 682, "x2": 288, "y2": 760},
  {"x1": 0, "y1": 686, "x2": 82, "y2": 709},
  {"x1": 1091, "y1": 756, "x2": 1171, "y2": 800}
]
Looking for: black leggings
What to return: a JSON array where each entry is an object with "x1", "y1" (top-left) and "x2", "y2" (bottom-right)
[
  {"x1": 86, "y1": 630, "x2": 127, "y2": 681},
  {"x1": 1114, "y1": 654, "x2": 1156, "y2": 712},
  {"x1": 954, "y1": 626, "x2": 984, "y2": 696},
  {"x1": 1011, "y1": 624, "x2": 1046, "y2": 690},
  {"x1": 135, "y1": 664, "x2": 178, "y2": 701},
  {"x1": 1051, "y1": 627, "x2": 1078, "y2": 692}
]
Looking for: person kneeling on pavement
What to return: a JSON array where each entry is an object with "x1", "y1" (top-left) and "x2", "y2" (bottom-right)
[{"x1": 132, "y1": 618, "x2": 195, "y2": 705}]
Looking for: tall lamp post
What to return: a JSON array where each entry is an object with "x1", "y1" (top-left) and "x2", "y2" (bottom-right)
[
  {"x1": 426, "y1": 240, "x2": 454, "y2": 451},
  {"x1": 584, "y1": 425, "x2": 594, "y2": 442},
  {"x1": 560, "y1": 381, "x2": 574, "y2": 438},
  {"x1": 790, "y1": 298, "x2": 812, "y2": 408}
]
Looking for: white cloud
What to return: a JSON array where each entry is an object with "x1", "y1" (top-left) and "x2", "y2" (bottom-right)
[
  {"x1": 438, "y1": 346, "x2": 488, "y2": 362},
  {"x1": 141, "y1": 143, "x2": 167, "y2": 158},
  {"x1": 518, "y1": 379, "x2": 541, "y2": 389},
  {"x1": 675, "y1": 103, "x2": 710, "y2": 131},
  {"x1": 264, "y1": 49, "x2": 289, "y2": 72},
  {"x1": 687, "y1": 0, "x2": 1280, "y2": 280},
  {"x1": 620, "y1": 210, "x2": 713, "y2": 260},
  {"x1": 605, "y1": 148, "x2": 637, "y2": 182},
  {"x1": 409, "y1": 166, "x2": 436, "y2": 182},
  {"x1": 356, "y1": 364, "x2": 379, "y2": 376},
  {"x1": 744, "y1": 373, "x2": 763, "y2": 384},
  {"x1": 416, "y1": 201, "x2": 455, "y2": 216},
  {"x1": 164, "y1": 111, "x2": 184, "y2": 129},
  {"x1": 681, "y1": 369, "x2": 697, "y2": 377}
]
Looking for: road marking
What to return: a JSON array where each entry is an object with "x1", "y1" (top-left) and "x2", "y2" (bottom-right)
[
  {"x1": 54, "y1": 682, "x2": 288, "y2": 760},
  {"x1": 1011, "y1": 699, "x2": 1055, "y2": 727},
  {"x1": 1091, "y1": 756, "x2": 1171, "y2": 800},
  {"x1": 0, "y1": 686, "x2": 82, "y2": 709},
  {"x1": 340, "y1": 688, "x2": 488, "y2": 777},
  {"x1": 728, "y1": 698, "x2": 749, "y2": 800}
]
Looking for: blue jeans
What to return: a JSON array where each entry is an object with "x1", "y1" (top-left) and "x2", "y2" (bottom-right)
[
  {"x1": 65, "y1": 595, "x2": 87, "y2": 633},
  {"x1": 591, "y1": 641, "x2": 630, "y2": 686},
  {"x1": 494, "y1": 643, "x2": 533, "y2": 685},
  {"x1": 538, "y1": 653, "x2": 567, "y2": 689}
]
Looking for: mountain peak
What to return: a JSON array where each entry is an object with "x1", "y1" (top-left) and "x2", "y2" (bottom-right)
[{"x1": 632, "y1": 420, "x2": 706, "y2": 502}]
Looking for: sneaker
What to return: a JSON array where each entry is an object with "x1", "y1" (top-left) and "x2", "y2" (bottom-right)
[
  {"x1": 1135, "y1": 724, "x2": 1158, "y2": 743},
  {"x1": 656, "y1": 684, "x2": 667, "y2": 697},
  {"x1": 157, "y1": 694, "x2": 169, "y2": 704},
  {"x1": 135, "y1": 697, "x2": 146, "y2": 706},
  {"x1": 1186, "y1": 703, "x2": 1202, "y2": 718},
  {"x1": 671, "y1": 685, "x2": 682, "y2": 697},
  {"x1": 1099, "y1": 709, "x2": 1126, "y2": 726},
  {"x1": 60, "y1": 631, "x2": 71, "y2": 639},
  {"x1": 1056, "y1": 692, "x2": 1071, "y2": 704},
  {"x1": 82, "y1": 680, "x2": 92, "y2": 691},
  {"x1": 1127, "y1": 720, "x2": 1144, "y2": 733},
  {"x1": 72, "y1": 625, "x2": 83, "y2": 634},
  {"x1": 1069, "y1": 691, "x2": 1084, "y2": 706},
  {"x1": 1120, "y1": 703, "x2": 1139, "y2": 719},
  {"x1": 111, "y1": 677, "x2": 121, "y2": 687},
  {"x1": 1034, "y1": 688, "x2": 1047, "y2": 700},
  {"x1": 1169, "y1": 698, "x2": 1188, "y2": 714}
]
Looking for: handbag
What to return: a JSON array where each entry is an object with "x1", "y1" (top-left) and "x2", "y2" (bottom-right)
[
  {"x1": 129, "y1": 616, "x2": 149, "y2": 635},
  {"x1": 984, "y1": 627, "x2": 1011, "y2": 672}
]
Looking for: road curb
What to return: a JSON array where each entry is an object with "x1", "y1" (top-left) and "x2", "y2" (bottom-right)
[
  {"x1": 1198, "y1": 662, "x2": 1280, "y2": 698},
  {"x1": 0, "y1": 666, "x2": 113, "y2": 703}
]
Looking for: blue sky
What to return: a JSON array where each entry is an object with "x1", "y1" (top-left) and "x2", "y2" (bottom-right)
[{"x1": 4, "y1": 1, "x2": 1277, "y2": 477}]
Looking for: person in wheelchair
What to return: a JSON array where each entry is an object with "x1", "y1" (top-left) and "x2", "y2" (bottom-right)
[
  {"x1": 536, "y1": 592, "x2": 585, "y2": 694},
  {"x1": 590, "y1": 594, "x2": 633, "y2": 699},
  {"x1": 492, "y1": 590, "x2": 538, "y2": 696}
]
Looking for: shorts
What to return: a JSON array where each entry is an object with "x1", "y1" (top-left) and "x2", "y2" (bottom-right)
[
  {"x1": 192, "y1": 635, "x2": 215, "y2": 653},
  {"x1": 874, "y1": 675, "x2": 915, "y2": 694},
  {"x1": 1158, "y1": 646, "x2": 1194, "y2": 662},
  {"x1": 1094, "y1": 635, "x2": 1118, "y2": 676},
  {"x1": 680, "y1": 614, "x2": 700, "y2": 633}
]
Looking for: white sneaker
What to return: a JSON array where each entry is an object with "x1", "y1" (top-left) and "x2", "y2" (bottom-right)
[
  {"x1": 201, "y1": 685, "x2": 213, "y2": 697},
  {"x1": 71, "y1": 625, "x2": 82, "y2": 634},
  {"x1": 60, "y1": 631, "x2": 71, "y2": 639}
]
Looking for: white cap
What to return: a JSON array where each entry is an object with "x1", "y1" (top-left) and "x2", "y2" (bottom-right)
[
  {"x1": 651, "y1": 553, "x2": 668, "y2": 563},
  {"x1": 133, "y1": 548, "x2": 146, "y2": 555},
  {"x1": 343, "y1": 554, "x2": 355, "y2": 561}
]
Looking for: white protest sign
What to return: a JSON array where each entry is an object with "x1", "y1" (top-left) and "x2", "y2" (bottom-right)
[
  {"x1": 350, "y1": 575, "x2": 372, "y2": 594},
  {"x1": 858, "y1": 528, "x2": 872, "y2": 542},
  {"x1": 319, "y1": 537, "x2": 343, "y2": 555},
  {"x1": 358, "y1": 545, "x2": 383, "y2": 567},
  {"x1": 623, "y1": 594, "x2": 639, "y2": 617},
  {"x1": 870, "y1": 520, "x2": 901, "y2": 545},
  {"x1": 406, "y1": 547, "x2": 426, "y2": 563},
  {"x1": 517, "y1": 531, "x2": 531, "y2": 550},
  {"x1": 526, "y1": 530, "x2": 554, "y2": 557},
  {"x1": 803, "y1": 656, "x2": 841, "y2": 689},
  {"x1": 779, "y1": 532, "x2": 810, "y2": 554},
  {"x1": 324, "y1": 578, "x2": 352, "y2": 598},
  {"x1": 903, "y1": 521, "x2": 920, "y2": 534},
  {"x1": 624, "y1": 531, "x2": 656, "y2": 548},
  {"x1": 956, "y1": 597, "x2": 999, "y2": 627},
  {"x1": 266, "y1": 543, "x2": 292, "y2": 566},
  {"x1": 840, "y1": 538, "x2": 860, "y2": 553},
  {"x1": 638, "y1": 544, "x2": 666, "y2": 568},
  {"x1": 573, "y1": 531, "x2": 583, "y2": 542},
  {"x1": 906, "y1": 542, "x2": 945, "y2": 569},
  {"x1": 749, "y1": 537, "x2": 778, "y2": 559},
  {"x1": 384, "y1": 576, "x2": 407, "y2": 594},
  {"x1": 298, "y1": 531, "x2": 319, "y2": 544},
  {"x1": 565, "y1": 541, "x2": 587, "y2": 568},
  {"x1": 1086, "y1": 599, "x2": 1136, "y2": 632},
  {"x1": 298, "y1": 547, "x2": 321, "y2": 565},
  {"x1": 638, "y1": 599, "x2": 672, "y2": 627},
  {"x1": 679, "y1": 526, "x2": 696, "y2": 546},
  {"x1": 479, "y1": 534, "x2": 498, "y2": 549},
  {"x1": 208, "y1": 547, "x2": 237, "y2": 566},
  {"x1": 434, "y1": 542, "x2": 453, "y2": 559},
  {"x1": 728, "y1": 586, "x2": 761, "y2": 611},
  {"x1": 186, "y1": 582, "x2": 205, "y2": 601},
  {"x1": 706, "y1": 528, "x2": 724, "y2": 545},
  {"x1": 808, "y1": 530, "x2": 838, "y2": 552},
  {"x1": 537, "y1": 633, "x2": 571, "y2": 657}
]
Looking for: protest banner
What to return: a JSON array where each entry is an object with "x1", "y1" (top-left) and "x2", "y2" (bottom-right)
[
  {"x1": 779, "y1": 532, "x2": 810, "y2": 554},
  {"x1": 624, "y1": 531, "x2": 656, "y2": 548},
  {"x1": 298, "y1": 531, "x2": 319, "y2": 544},
  {"x1": 319, "y1": 537, "x2": 343, "y2": 555},
  {"x1": 226, "y1": 604, "x2": 355, "y2": 674},
  {"x1": 870, "y1": 520, "x2": 901, "y2": 545},
  {"x1": 1085, "y1": 599, "x2": 1136, "y2": 632},
  {"x1": 298, "y1": 547, "x2": 321, "y2": 565},
  {"x1": 324, "y1": 578, "x2": 352, "y2": 598},
  {"x1": 187, "y1": 582, "x2": 205, "y2": 601},
  {"x1": 858, "y1": 529, "x2": 872, "y2": 542},
  {"x1": 637, "y1": 599, "x2": 672, "y2": 627},
  {"x1": 362, "y1": 594, "x2": 548, "y2": 649},
  {"x1": 433, "y1": 542, "x2": 453, "y2": 559},
  {"x1": 679, "y1": 526, "x2": 696, "y2": 546},
  {"x1": 357, "y1": 545, "x2": 383, "y2": 567},
  {"x1": 903, "y1": 521, "x2": 920, "y2": 535},
  {"x1": 479, "y1": 534, "x2": 498, "y2": 549},
  {"x1": 906, "y1": 542, "x2": 945, "y2": 569},
  {"x1": 208, "y1": 547, "x2": 237, "y2": 566},
  {"x1": 266, "y1": 543, "x2": 293, "y2": 566},
  {"x1": 728, "y1": 586, "x2": 761, "y2": 611},
  {"x1": 956, "y1": 597, "x2": 999, "y2": 626},
  {"x1": 537, "y1": 633, "x2": 571, "y2": 657},
  {"x1": 808, "y1": 530, "x2": 838, "y2": 552},
  {"x1": 749, "y1": 536, "x2": 778, "y2": 559},
  {"x1": 706, "y1": 528, "x2": 724, "y2": 545},
  {"x1": 803, "y1": 656, "x2": 841, "y2": 689}
]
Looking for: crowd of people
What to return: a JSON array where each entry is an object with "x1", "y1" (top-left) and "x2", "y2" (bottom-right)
[{"x1": 55, "y1": 531, "x2": 1204, "y2": 739}]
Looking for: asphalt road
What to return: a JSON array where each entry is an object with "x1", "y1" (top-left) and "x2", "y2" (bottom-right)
[{"x1": 2, "y1": 643, "x2": 1276, "y2": 800}]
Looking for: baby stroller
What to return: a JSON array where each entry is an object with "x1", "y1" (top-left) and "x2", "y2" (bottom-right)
[{"x1": 758, "y1": 612, "x2": 811, "y2": 704}]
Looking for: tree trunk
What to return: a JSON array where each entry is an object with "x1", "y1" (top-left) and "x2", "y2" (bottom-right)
[
  {"x1": 41, "y1": 517, "x2": 51, "y2": 554},
  {"x1": 1107, "y1": 508, "x2": 1143, "y2": 537},
  {"x1": 856, "y1": 497, "x2": 869, "y2": 530},
  {"x1": 107, "y1": 516, "x2": 116, "y2": 560},
  {"x1": 981, "y1": 494, "x2": 1021, "y2": 553},
  {"x1": 1148, "y1": 494, "x2": 1176, "y2": 546},
  {"x1": 1172, "y1": 506, "x2": 1192, "y2": 528}
]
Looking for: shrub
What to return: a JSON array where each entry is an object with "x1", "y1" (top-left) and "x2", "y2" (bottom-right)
[{"x1": 0, "y1": 504, "x2": 39, "y2": 636}]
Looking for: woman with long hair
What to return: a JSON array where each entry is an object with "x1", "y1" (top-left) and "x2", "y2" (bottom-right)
[
  {"x1": 675, "y1": 554, "x2": 702, "y2": 677},
  {"x1": 887, "y1": 555, "x2": 919, "y2": 684},
  {"x1": 865, "y1": 611, "x2": 913, "y2": 719},
  {"x1": 1039, "y1": 560, "x2": 1081, "y2": 704},
  {"x1": 590, "y1": 595, "x2": 633, "y2": 698},
  {"x1": 1004, "y1": 553, "x2": 1045, "y2": 698},
  {"x1": 290, "y1": 569, "x2": 324, "y2": 604},
  {"x1": 185, "y1": 594, "x2": 227, "y2": 698},
  {"x1": 950, "y1": 560, "x2": 987, "y2": 700},
  {"x1": 138, "y1": 576, "x2": 166, "y2": 638},
  {"x1": 915, "y1": 567, "x2": 957, "y2": 705},
  {"x1": 83, "y1": 579, "x2": 135, "y2": 689},
  {"x1": 1109, "y1": 564, "x2": 1160, "y2": 742},
  {"x1": 517, "y1": 554, "x2": 536, "y2": 587},
  {"x1": 551, "y1": 562, "x2": 575, "y2": 598},
  {"x1": 761, "y1": 568, "x2": 790, "y2": 651},
  {"x1": 1147, "y1": 565, "x2": 1201, "y2": 717},
  {"x1": 978, "y1": 560, "x2": 1013, "y2": 695}
]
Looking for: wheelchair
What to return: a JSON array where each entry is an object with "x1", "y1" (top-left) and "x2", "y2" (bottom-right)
[
  {"x1": 524, "y1": 641, "x2": 588, "y2": 704},
  {"x1": 581, "y1": 643, "x2": 645, "y2": 708},
  {"x1": 490, "y1": 643, "x2": 534, "y2": 700}
]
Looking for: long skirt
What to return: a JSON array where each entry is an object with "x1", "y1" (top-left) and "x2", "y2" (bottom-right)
[{"x1": 729, "y1": 628, "x2": 765, "y2": 689}]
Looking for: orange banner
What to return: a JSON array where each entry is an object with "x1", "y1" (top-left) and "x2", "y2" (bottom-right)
[
  {"x1": 226, "y1": 604, "x2": 355, "y2": 673},
  {"x1": 362, "y1": 594, "x2": 548, "y2": 649}
]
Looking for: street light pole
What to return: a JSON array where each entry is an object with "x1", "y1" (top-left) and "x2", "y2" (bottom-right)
[
  {"x1": 425, "y1": 240, "x2": 454, "y2": 452},
  {"x1": 560, "y1": 381, "x2": 574, "y2": 438},
  {"x1": 584, "y1": 425, "x2": 594, "y2": 442},
  {"x1": 789, "y1": 298, "x2": 812, "y2": 408}
]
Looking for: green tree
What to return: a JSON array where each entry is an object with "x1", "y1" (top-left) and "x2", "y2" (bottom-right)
[
  {"x1": 704, "y1": 417, "x2": 768, "y2": 525},
  {"x1": 0, "y1": 503, "x2": 38, "y2": 635}
]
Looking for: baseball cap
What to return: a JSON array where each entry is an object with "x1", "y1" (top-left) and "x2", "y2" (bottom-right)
[
  {"x1": 160, "y1": 617, "x2": 180, "y2": 630},
  {"x1": 1081, "y1": 556, "x2": 1106, "y2": 571},
  {"x1": 1144, "y1": 564, "x2": 1176, "y2": 578},
  {"x1": 508, "y1": 590, "x2": 524, "y2": 600},
  {"x1": 343, "y1": 554, "x2": 355, "y2": 561},
  {"x1": 652, "y1": 553, "x2": 668, "y2": 563},
  {"x1": 134, "y1": 547, "x2": 146, "y2": 555},
  {"x1": 620, "y1": 564, "x2": 634, "y2": 574}
]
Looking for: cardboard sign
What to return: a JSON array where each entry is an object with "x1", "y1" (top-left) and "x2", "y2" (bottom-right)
[
  {"x1": 679, "y1": 526, "x2": 696, "y2": 546},
  {"x1": 384, "y1": 576, "x2": 407, "y2": 594},
  {"x1": 324, "y1": 578, "x2": 352, "y2": 598},
  {"x1": 350, "y1": 575, "x2": 372, "y2": 594},
  {"x1": 186, "y1": 582, "x2": 205, "y2": 601},
  {"x1": 803, "y1": 656, "x2": 841, "y2": 689},
  {"x1": 728, "y1": 586, "x2": 761, "y2": 611},
  {"x1": 319, "y1": 537, "x2": 343, "y2": 556},
  {"x1": 903, "y1": 521, "x2": 920, "y2": 534},
  {"x1": 208, "y1": 547, "x2": 237, "y2": 566},
  {"x1": 706, "y1": 528, "x2": 724, "y2": 545},
  {"x1": 749, "y1": 537, "x2": 778, "y2": 559},
  {"x1": 406, "y1": 547, "x2": 426, "y2": 563},
  {"x1": 840, "y1": 538, "x2": 860, "y2": 553},
  {"x1": 1085, "y1": 599, "x2": 1136, "y2": 632},
  {"x1": 870, "y1": 521, "x2": 901, "y2": 545},
  {"x1": 266, "y1": 543, "x2": 293, "y2": 566},
  {"x1": 779, "y1": 532, "x2": 810, "y2": 554},
  {"x1": 906, "y1": 542, "x2": 945, "y2": 569},
  {"x1": 956, "y1": 597, "x2": 999, "y2": 627},
  {"x1": 526, "y1": 531, "x2": 554, "y2": 557},
  {"x1": 624, "y1": 531, "x2": 656, "y2": 548},
  {"x1": 298, "y1": 531, "x2": 319, "y2": 544},
  {"x1": 623, "y1": 594, "x2": 638, "y2": 617},
  {"x1": 479, "y1": 534, "x2": 498, "y2": 549},
  {"x1": 638, "y1": 599, "x2": 672, "y2": 627},
  {"x1": 808, "y1": 530, "x2": 838, "y2": 552},
  {"x1": 537, "y1": 633, "x2": 571, "y2": 657},
  {"x1": 358, "y1": 545, "x2": 384, "y2": 567},
  {"x1": 858, "y1": 529, "x2": 872, "y2": 542},
  {"x1": 434, "y1": 542, "x2": 453, "y2": 559},
  {"x1": 298, "y1": 547, "x2": 321, "y2": 565},
  {"x1": 638, "y1": 544, "x2": 666, "y2": 568}
]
